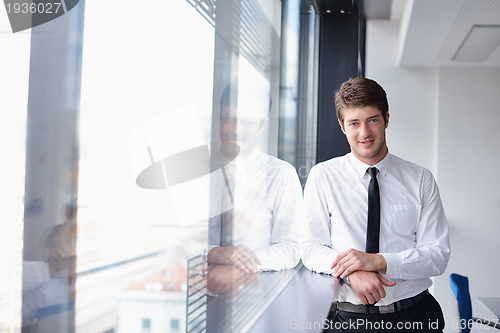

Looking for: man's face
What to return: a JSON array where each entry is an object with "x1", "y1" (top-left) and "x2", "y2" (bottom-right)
[
  {"x1": 340, "y1": 106, "x2": 389, "y2": 166},
  {"x1": 220, "y1": 106, "x2": 268, "y2": 157}
]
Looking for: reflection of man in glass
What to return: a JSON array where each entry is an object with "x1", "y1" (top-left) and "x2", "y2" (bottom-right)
[
  {"x1": 22, "y1": 204, "x2": 77, "y2": 327},
  {"x1": 206, "y1": 82, "x2": 301, "y2": 286}
]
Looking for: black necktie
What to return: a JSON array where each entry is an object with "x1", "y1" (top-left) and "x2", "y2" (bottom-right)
[{"x1": 366, "y1": 167, "x2": 380, "y2": 253}]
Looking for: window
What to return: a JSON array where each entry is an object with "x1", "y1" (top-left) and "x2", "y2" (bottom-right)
[
  {"x1": 142, "y1": 318, "x2": 151, "y2": 330},
  {"x1": 171, "y1": 318, "x2": 180, "y2": 330},
  {"x1": 16, "y1": 0, "x2": 321, "y2": 332}
]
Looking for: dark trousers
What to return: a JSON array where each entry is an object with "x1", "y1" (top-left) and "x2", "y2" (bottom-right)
[{"x1": 323, "y1": 292, "x2": 445, "y2": 333}]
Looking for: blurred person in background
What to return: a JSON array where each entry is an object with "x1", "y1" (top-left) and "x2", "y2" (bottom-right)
[{"x1": 22, "y1": 202, "x2": 77, "y2": 328}]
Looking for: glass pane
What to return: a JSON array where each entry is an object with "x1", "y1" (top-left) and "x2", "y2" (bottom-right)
[
  {"x1": 280, "y1": 0, "x2": 319, "y2": 186},
  {"x1": 16, "y1": 0, "x2": 315, "y2": 331},
  {"x1": 0, "y1": 16, "x2": 30, "y2": 332},
  {"x1": 78, "y1": 1, "x2": 215, "y2": 332}
]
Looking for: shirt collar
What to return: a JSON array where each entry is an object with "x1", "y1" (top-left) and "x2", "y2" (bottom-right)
[
  {"x1": 242, "y1": 148, "x2": 260, "y2": 167},
  {"x1": 214, "y1": 148, "x2": 261, "y2": 173},
  {"x1": 348, "y1": 151, "x2": 391, "y2": 178}
]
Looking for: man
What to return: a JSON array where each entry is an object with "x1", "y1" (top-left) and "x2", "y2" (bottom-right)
[
  {"x1": 22, "y1": 203, "x2": 77, "y2": 328},
  {"x1": 302, "y1": 77, "x2": 450, "y2": 332},
  {"x1": 205, "y1": 82, "x2": 302, "y2": 295}
]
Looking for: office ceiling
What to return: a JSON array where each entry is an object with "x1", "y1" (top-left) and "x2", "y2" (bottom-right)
[
  {"x1": 395, "y1": 0, "x2": 500, "y2": 67},
  {"x1": 316, "y1": 0, "x2": 500, "y2": 67}
]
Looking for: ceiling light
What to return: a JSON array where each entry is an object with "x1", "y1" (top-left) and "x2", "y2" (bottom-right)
[{"x1": 453, "y1": 25, "x2": 500, "y2": 62}]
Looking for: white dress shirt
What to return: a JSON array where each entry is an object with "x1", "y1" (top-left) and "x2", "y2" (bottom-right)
[
  {"x1": 209, "y1": 149, "x2": 302, "y2": 271},
  {"x1": 302, "y1": 152, "x2": 450, "y2": 305},
  {"x1": 22, "y1": 269, "x2": 72, "y2": 325}
]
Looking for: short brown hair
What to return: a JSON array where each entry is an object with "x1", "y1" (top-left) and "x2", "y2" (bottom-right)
[{"x1": 335, "y1": 77, "x2": 389, "y2": 127}]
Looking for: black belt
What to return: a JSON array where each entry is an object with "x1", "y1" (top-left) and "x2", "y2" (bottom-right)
[{"x1": 336, "y1": 290, "x2": 428, "y2": 314}]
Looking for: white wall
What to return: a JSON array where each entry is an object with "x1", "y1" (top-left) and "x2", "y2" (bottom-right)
[
  {"x1": 435, "y1": 67, "x2": 500, "y2": 332},
  {"x1": 367, "y1": 20, "x2": 500, "y2": 332},
  {"x1": 366, "y1": 20, "x2": 438, "y2": 175}
]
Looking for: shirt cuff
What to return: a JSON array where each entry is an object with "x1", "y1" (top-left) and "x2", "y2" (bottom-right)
[
  {"x1": 254, "y1": 248, "x2": 272, "y2": 271},
  {"x1": 314, "y1": 252, "x2": 338, "y2": 275},
  {"x1": 379, "y1": 252, "x2": 402, "y2": 279}
]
